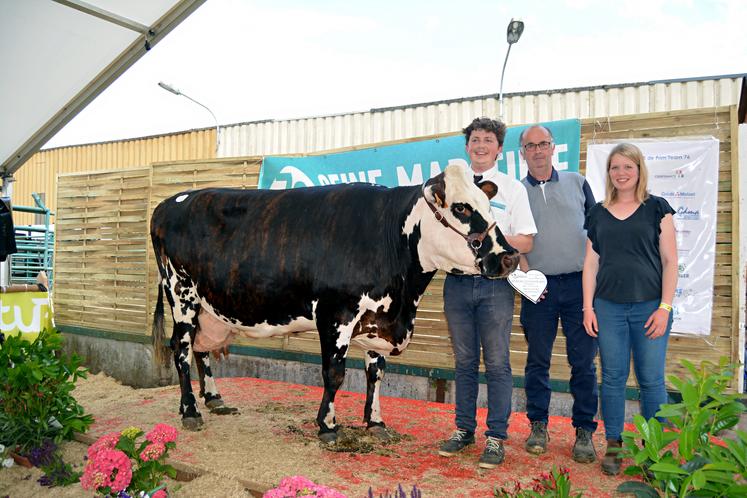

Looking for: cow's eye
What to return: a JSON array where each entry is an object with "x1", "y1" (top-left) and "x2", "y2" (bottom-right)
[{"x1": 454, "y1": 205, "x2": 465, "y2": 214}]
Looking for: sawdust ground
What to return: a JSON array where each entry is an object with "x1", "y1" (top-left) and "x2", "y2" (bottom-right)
[{"x1": 0, "y1": 372, "x2": 634, "y2": 497}]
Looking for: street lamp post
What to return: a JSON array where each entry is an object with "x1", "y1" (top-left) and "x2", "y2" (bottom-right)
[
  {"x1": 158, "y1": 82, "x2": 220, "y2": 154},
  {"x1": 498, "y1": 18, "x2": 525, "y2": 122}
]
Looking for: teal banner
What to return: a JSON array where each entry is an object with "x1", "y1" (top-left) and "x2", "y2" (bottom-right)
[{"x1": 258, "y1": 119, "x2": 580, "y2": 189}]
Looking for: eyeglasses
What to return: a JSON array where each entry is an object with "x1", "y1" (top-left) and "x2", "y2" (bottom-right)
[{"x1": 523, "y1": 141, "x2": 553, "y2": 152}]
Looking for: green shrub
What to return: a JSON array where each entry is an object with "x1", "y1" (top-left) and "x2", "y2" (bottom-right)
[
  {"x1": 617, "y1": 357, "x2": 747, "y2": 497},
  {"x1": 494, "y1": 466, "x2": 584, "y2": 497},
  {"x1": 0, "y1": 329, "x2": 93, "y2": 453}
]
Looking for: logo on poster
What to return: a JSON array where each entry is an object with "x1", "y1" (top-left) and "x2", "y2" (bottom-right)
[
  {"x1": 674, "y1": 287, "x2": 694, "y2": 298},
  {"x1": 661, "y1": 191, "x2": 696, "y2": 198},
  {"x1": 654, "y1": 168, "x2": 685, "y2": 180},
  {"x1": 677, "y1": 264, "x2": 689, "y2": 279},
  {"x1": 674, "y1": 206, "x2": 700, "y2": 220}
]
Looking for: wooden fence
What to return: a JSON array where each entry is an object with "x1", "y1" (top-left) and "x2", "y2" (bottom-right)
[{"x1": 54, "y1": 106, "x2": 742, "y2": 388}]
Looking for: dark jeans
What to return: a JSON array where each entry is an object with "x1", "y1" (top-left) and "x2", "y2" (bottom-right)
[
  {"x1": 520, "y1": 272, "x2": 598, "y2": 432},
  {"x1": 444, "y1": 274, "x2": 514, "y2": 439}
]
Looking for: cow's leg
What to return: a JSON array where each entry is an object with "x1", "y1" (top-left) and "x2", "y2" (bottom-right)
[
  {"x1": 316, "y1": 330, "x2": 348, "y2": 444},
  {"x1": 194, "y1": 351, "x2": 238, "y2": 415},
  {"x1": 364, "y1": 351, "x2": 391, "y2": 440},
  {"x1": 172, "y1": 321, "x2": 203, "y2": 430}
]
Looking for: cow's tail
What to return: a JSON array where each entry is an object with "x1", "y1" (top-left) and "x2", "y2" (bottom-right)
[{"x1": 152, "y1": 280, "x2": 170, "y2": 366}]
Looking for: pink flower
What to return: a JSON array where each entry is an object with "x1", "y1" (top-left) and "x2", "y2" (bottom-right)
[
  {"x1": 146, "y1": 423, "x2": 179, "y2": 444},
  {"x1": 80, "y1": 448, "x2": 132, "y2": 493},
  {"x1": 87, "y1": 432, "x2": 121, "y2": 459},
  {"x1": 263, "y1": 475, "x2": 346, "y2": 498},
  {"x1": 153, "y1": 490, "x2": 168, "y2": 498},
  {"x1": 140, "y1": 442, "x2": 166, "y2": 462}
]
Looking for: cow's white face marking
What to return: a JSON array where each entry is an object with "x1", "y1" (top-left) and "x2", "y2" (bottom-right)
[
  {"x1": 175, "y1": 194, "x2": 188, "y2": 203},
  {"x1": 336, "y1": 294, "x2": 393, "y2": 354},
  {"x1": 416, "y1": 165, "x2": 509, "y2": 274}
]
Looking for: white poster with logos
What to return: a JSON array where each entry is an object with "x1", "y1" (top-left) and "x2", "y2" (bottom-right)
[{"x1": 586, "y1": 139, "x2": 719, "y2": 336}]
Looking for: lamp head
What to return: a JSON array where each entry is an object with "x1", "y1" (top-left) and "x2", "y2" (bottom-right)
[
  {"x1": 507, "y1": 18, "x2": 524, "y2": 45},
  {"x1": 158, "y1": 81, "x2": 181, "y2": 96}
]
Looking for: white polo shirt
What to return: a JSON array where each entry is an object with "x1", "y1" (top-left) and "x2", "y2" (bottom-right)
[{"x1": 474, "y1": 165, "x2": 537, "y2": 237}]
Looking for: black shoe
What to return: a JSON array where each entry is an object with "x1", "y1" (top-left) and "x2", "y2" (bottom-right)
[
  {"x1": 601, "y1": 439, "x2": 623, "y2": 475},
  {"x1": 438, "y1": 429, "x2": 475, "y2": 456},
  {"x1": 525, "y1": 420, "x2": 549, "y2": 455},
  {"x1": 572, "y1": 427, "x2": 597, "y2": 463},
  {"x1": 478, "y1": 436, "x2": 505, "y2": 468}
]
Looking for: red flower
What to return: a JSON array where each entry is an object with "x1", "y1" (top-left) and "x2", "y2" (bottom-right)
[
  {"x1": 80, "y1": 448, "x2": 132, "y2": 493},
  {"x1": 87, "y1": 433, "x2": 121, "y2": 459},
  {"x1": 140, "y1": 442, "x2": 166, "y2": 462},
  {"x1": 146, "y1": 424, "x2": 179, "y2": 444}
]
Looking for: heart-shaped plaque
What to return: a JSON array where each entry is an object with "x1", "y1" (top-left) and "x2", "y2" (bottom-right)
[{"x1": 508, "y1": 269, "x2": 548, "y2": 304}]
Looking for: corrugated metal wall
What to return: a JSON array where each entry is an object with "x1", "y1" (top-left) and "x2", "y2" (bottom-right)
[
  {"x1": 12, "y1": 129, "x2": 214, "y2": 224},
  {"x1": 11, "y1": 75, "x2": 744, "y2": 224},
  {"x1": 219, "y1": 76, "x2": 744, "y2": 157}
]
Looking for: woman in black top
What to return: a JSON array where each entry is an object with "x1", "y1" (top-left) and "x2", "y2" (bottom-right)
[{"x1": 582, "y1": 143, "x2": 678, "y2": 476}]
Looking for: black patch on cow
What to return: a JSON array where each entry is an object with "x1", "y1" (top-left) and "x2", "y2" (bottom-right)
[{"x1": 151, "y1": 173, "x2": 516, "y2": 436}]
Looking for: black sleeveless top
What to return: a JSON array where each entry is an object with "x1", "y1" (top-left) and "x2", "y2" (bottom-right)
[{"x1": 584, "y1": 195, "x2": 674, "y2": 303}]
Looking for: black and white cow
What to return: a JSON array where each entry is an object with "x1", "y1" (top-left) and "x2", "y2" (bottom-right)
[{"x1": 151, "y1": 164, "x2": 519, "y2": 442}]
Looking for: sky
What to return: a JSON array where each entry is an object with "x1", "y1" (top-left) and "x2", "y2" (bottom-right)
[{"x1": 44, "y1": 0, "x2": 747, "y2": 149}]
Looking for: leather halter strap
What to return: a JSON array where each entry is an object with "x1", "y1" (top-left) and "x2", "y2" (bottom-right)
[{"x1": 423, "y1": 196, "x2": 496, "y2": 256}]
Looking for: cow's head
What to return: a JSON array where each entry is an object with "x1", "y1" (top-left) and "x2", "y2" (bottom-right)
[{"x1": 419, "y1": 164, "x2": 519, "y2": 278}]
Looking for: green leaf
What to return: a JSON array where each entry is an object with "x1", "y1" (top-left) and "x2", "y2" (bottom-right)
[
  {"x1": 691, "y1": 469, "x2": 705, "y2": 489},
  {"x1": 681, "y1": 455, "x2": 709, "y2": 473},
  {"x1": 648, "y1": 462, "x2": 689, "y2": 474},
  {"x1": 616, "y1": 481, "x2": 661, "y2": 497},
  {"x1": 681, "y1": 383, "x2": 701, "y2": 409}
]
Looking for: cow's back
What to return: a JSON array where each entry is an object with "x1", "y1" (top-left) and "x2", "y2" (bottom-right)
[{"x1": 151, "y1": 184, "x2": 421, "y2": 326}]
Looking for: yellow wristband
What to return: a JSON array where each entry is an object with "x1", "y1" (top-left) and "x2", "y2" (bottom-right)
[{"x1": 659, "y1": 302, "x2": 672, "y2": 312}]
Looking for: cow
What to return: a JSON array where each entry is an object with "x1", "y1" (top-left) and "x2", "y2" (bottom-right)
[{"x1": 150, "y1": 164, "x2": 519, "y2": 442}]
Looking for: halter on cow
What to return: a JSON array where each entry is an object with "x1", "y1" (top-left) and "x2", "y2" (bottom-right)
[{"x1": 151, "y1": 164, "x2": 519, "y2": 441}]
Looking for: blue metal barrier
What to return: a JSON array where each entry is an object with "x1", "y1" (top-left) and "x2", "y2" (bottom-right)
[{"x1": 11, "y1": 193, "x2": 54, "y2": 287}]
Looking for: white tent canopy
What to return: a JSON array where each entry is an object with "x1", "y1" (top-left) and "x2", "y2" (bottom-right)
[{"x1": 0, "y1": 0, "x2": 205, "y2": 179}]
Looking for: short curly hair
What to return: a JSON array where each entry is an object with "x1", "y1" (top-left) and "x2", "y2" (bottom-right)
[{"x1": 463, "y1": 117, "x2": 507, "y2": 146}]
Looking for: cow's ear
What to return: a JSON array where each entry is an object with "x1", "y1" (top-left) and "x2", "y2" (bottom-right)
[
  {"x1": 478, "y1": 181, "x2": 498, "y2": 200},
  {"x1": 425, "y1": 173, "x2": 447, "y2": 207}
]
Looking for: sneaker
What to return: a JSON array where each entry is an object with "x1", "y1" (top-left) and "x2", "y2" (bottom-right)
[
  {"x1": 438, "y1": 429, "x2": 475, "y2": 456},
  {"x1": 572, "y1": 427, "x2": 597, "y2": 463},
  {"x1": 525, "y1": 420, "x2": 549, "y2": 455},
  {"x1": 478, "y1": 436, "x2": 505, "y2": 468}
]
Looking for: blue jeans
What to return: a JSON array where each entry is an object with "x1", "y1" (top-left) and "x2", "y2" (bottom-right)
[
  {"x1": 595, "y1": 297, "x2": 672, "y2": 440},
  {"x1": 444, "y1": 274, "x2": 514, "y2": 439},
  {"x1": 520, "y1": 272, "x2": 598, "y2": 432}
]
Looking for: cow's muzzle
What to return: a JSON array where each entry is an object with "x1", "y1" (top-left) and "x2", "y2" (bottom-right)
[{"x1": 480, "y1": 250, "x2": 520, "y2": 279}]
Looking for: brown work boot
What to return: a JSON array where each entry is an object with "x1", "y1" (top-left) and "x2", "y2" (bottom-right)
[{"x1": 601, "y1": 439, "x2": 623, "y2": 475}]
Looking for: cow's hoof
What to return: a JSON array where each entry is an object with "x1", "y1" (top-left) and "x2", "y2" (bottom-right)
[
  {"x1": 367, "y1": 424, "x2": 391, "y2": 441},
  {"x1": 182, "y1": 416, "x2": 204, "y2": 431},
  {"x1": 318, "y1": 431, "x2": 339, "y2": 444},
  {"x1": 205, "y1": 397, "x2": 224, "y2": 409}
]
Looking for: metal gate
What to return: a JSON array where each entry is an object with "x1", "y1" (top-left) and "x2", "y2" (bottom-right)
[{"x1": 11, "y1": 193, "x2": 54, "y2": 287}]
